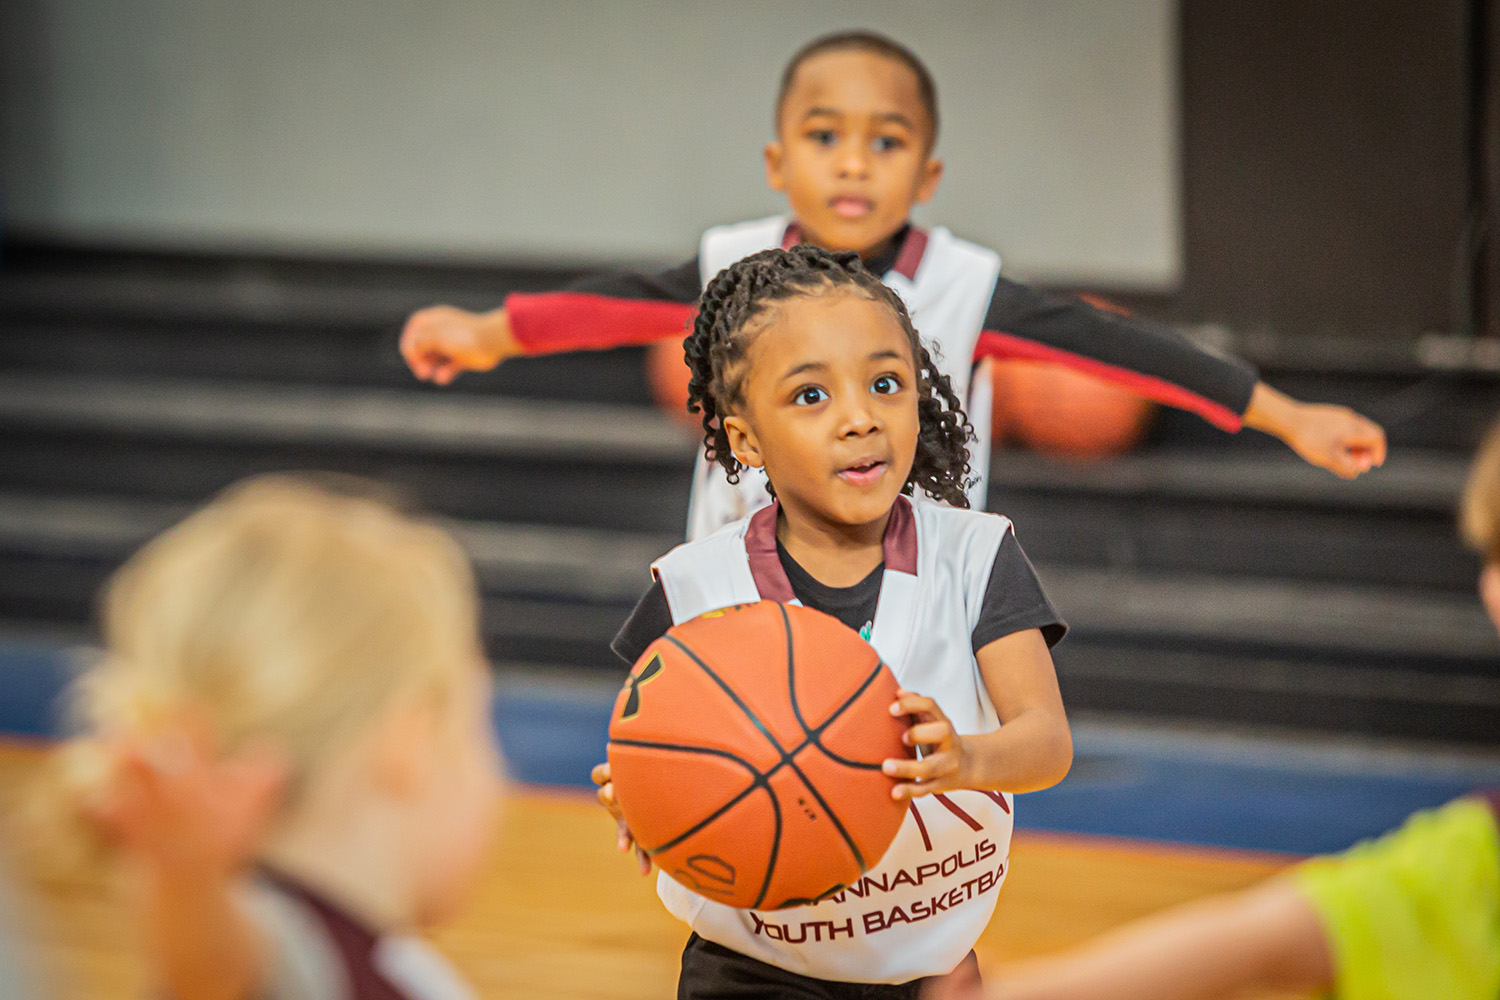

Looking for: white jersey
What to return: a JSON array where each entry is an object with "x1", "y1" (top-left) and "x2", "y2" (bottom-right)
[
  {"x1": 243, "y1": 870, "x2": 475, "y2": 1000},
  {"x1": 651, "y1": 496, "x2": 1015, "y2": 983},
  {"x1": 687, "y1": 216, "x2": 1002, "y2": 541}
]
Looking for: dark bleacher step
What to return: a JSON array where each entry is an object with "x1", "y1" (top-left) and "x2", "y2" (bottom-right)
[
  {"x1": 7, "y1": 254, "x2": 1500, "y2": 447},
  {"x1": 0, "y1": 315, "x2": 656, "y2": 404},
  {"x1": 1145, "y1": 369, "x2": 1500, "y2": 455},
  {"x1": 1053, "y1": 646, "x2": 1500, "y2": 744},
  {"x1": 0, "y1": 260, "x2": 662, "y2": 403},
  {"x1": 1, "y1": 491, "x2": 1493, "y2": 741},
  {"x1": 0, "y1": 492, "x2": 668, "y2": 666},
  {"x1": 0, "y1": 372, "x2": 1468, "y2": 588},
  {"x1": 989, "y1": 449, "x2": 1478, "y2": 592},
  {"x1": 0, "y1": 373, "x2": 697, "y2": 531}
]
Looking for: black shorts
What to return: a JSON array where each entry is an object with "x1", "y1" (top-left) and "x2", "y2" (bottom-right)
[{"x1": 677, "y1": 934, "x2": 981, "y2": 1000}]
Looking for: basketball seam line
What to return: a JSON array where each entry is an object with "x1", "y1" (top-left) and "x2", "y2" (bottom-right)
[
  {"x1": 653, "y1": 617, "x2": 890, "y2": 909},
  {"x1": 775, "y1": 604, "x2": 870, "y2": 875},
  {"x1": 606, "y1": 737, "x2": 767, "y2": 856},
  {"x1": 607, "y1": 732, "x2": 865, "y2": 853},
  {"x1": 609, "y1": 735, "x2": 784, "y2": 905},
  {"x1": 660, "y1": 633, "x2": 788, "y2": 907},
  {"x1": 796, "y1": 656, "x2": 892, "y2": 771},
  {"x1": 663, "y1": 634, "x2": 789, "y2": 758},
  {"x1": 621, "y1": 638, "x2": 792, "y2": 911}
]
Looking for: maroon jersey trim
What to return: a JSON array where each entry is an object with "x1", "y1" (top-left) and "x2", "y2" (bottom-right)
[
  {"x1": 781, "y1": 223, "x2": 929, "y2": 281},
  {"x1": 256, "y1": 867, "x2": 411, "y2": 1000},
  {"x1": 743, "y1": 495, "x2": 918, "y2": 604}
]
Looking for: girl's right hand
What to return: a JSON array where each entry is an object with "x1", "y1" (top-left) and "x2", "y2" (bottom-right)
[
  {"x1": 590, "y1": 762, "x2": 653, "y2": 876},
  {"x1": 399, "y1": 305, "x2": 520, "y2": 384}
]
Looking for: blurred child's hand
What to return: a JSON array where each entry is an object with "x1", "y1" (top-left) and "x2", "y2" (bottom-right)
[
  {"x1": 590, "y1": 762, "x2": 652, "y2": 876},
  {"x1": 89, "y1": 716, "x2": 287, "y2": 879},
  {"x1": 1244, "y1": 383, "x2": 1387, "y2": 479},
  {"x1": 882, "y1": 690, "x2": 973, "y2": 800},
  {"x1": 400, "y1": 305, "x2": 519, "y2": 384},
  {"x1": 919, "y1": 957, "x2": 986, "y2": 1000}
]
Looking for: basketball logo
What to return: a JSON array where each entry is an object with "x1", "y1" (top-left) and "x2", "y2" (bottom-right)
[{"x1": 618, "y1": 653, "x2": 664, "y2": 721}]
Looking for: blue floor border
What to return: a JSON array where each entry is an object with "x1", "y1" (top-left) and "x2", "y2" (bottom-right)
[{"x1": 7, "y1": 640, "x2": 1499, "y2": 856}]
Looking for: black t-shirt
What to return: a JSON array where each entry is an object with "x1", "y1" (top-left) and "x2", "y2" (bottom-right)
[{"x1": 610, "y1": 530, "x2": 1066, "y2": 666}]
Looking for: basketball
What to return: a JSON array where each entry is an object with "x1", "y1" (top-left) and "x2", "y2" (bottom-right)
[
  {"x1": 990, "y1": 360, "x2": 1156, "y2": 459},
  {"x1": 646, "y1": 338, "x2": 699, "y2": 429},
  {"x1": 606, "y1": 601, "x2": 911, "y2": 910}
]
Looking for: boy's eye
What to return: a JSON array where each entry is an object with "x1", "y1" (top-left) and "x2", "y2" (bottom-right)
[
  {"x1": 871, "y1": 375, "x2": 902, "y2": 395},
  {"x1": 794, "y1": 387, "x2": 828, "y2": 406},
  {"x1": 807, "y1": 129, "x2": 837, "y2": 147},
  {"x1": 873, "y1": 136, "x2": 905, "y2": 153}
]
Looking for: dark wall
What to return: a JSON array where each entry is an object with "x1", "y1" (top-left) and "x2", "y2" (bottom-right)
[
  {"x1": 1172, "y1": 0, "x2": 1473, "y2": 339},
  {"x1": 1481, "y1": 0, "x2": 1500, "y2": 337}
]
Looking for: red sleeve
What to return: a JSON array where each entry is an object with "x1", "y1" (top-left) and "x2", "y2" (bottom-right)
[
  {"x1": 973, "y1": 329, "x2": 1244, "y2": 433},
  {"x1": 506, "y1": 292, "x2": 697, "y2": 354}
]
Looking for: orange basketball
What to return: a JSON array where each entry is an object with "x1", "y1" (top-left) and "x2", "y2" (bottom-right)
[
  {"x1": 606, "y1": 601, "x2": 911, "y2": 910},
  {"x1": 989, "y1": 361, "x2": 1156, "y2": 459},
  {"x1": 646, "y1": 337, "x2": 699, "y2": 429}
]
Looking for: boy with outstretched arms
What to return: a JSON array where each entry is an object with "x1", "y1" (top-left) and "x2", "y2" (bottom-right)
[{"x1": 401, "y1": 31, "x2": 1386, "y2": 539}]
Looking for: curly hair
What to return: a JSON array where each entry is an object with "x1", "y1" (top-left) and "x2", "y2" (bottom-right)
[{"x1": 683, "y1": 244, "x2": 974, "y2": 508}]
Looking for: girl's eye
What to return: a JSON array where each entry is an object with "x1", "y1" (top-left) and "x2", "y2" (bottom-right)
[
  {"x1": 871, "y1": 375, "x2": 901, "y2": 395},
  {"x1": 795, "y1": 387, "x2": 828, "y2": 406},
  {"x1": 873, "y1": 136, "x2": 904, "y2": 153},
  {"x1": 808, "y1": 129, "x2": 837, "y2": 147}
]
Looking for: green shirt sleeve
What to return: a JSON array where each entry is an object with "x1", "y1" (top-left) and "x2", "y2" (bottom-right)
[{"x1": 1295, "y1": 797, "x2": 1500, "y2": 1000}]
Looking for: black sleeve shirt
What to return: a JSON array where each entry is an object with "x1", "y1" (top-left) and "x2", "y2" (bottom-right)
[{"x1": 610, "y1": 529, "x2": 1065, "y2": 666}]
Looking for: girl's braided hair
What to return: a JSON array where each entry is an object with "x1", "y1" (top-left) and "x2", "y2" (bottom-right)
[{"x1": 683, "y1": 244, "x2": 974, "y2": 507}]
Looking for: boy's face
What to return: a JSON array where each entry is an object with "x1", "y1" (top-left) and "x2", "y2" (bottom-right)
[
  {"x1": 767, "y1": 50, "x2": 943, "y2": 258},
  {"x1": 723, "y1": 290, "x2": 919, "y2": 533}
]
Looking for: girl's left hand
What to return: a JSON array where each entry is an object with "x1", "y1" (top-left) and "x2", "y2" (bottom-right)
[{"x1": 882, "y1": 689, "x2": 972, "y2": 800}]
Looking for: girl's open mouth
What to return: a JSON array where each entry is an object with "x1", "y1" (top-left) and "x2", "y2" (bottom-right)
[{"x1": 838, "y1": 460, "x2": 888, "y2": 486}]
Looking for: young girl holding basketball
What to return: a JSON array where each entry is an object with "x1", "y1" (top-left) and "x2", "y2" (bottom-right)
[
  {"x1": 62, "y1": 476, "x2": 504, "y2": 1000},
  {"x1": 594, "y1": 244, "x2": 1073, "y2": 997}
]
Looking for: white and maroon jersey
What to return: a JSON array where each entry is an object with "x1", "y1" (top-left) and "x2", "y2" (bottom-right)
[
  {"x1": 687, "y1": 216, "x2": 1000, "y2": 541},
  {"x1": 650, "y1": 496, "x2": 1015, "y2": 983},
  {"x1": 242, "y1": 869, "x2": 475, "y2": 1000}
]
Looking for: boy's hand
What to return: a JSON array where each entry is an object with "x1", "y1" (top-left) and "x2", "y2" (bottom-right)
[
  {"x1": 399, "y1": 305, "x2": 520, "y2": 384},
  {"x1": 88, "y1": 717, "x2": 287, "y2": 879},
  {"x1": 1244, "y1": 383, "x2": 1387, "y2": 479},
  {"x1": 590, "y1": 762, "x2": 652, "y2": 876},
  {"x1": 882, "y1": 690, "x2": 973, "y2": 800}
]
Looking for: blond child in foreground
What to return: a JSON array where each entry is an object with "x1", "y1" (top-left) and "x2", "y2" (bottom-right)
[
  {"x1": 923, "y1": 421, "x2": 1500, "y2": 1000},
  {"x1": 66, "y1": 477, "x2": 504, "y2": 1000}
]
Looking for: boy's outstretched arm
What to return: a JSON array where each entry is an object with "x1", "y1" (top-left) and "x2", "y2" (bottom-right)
[
  {"x1": 1242, "y1": 382, "x2": 1386, "y2": 479},
  {"x1": 925, "y1": 879, "x2": 1333, "y2": 1000},
  {"x1": 401, "y1": 259, "x2": 701, "y2": 383},
  {"x1": 975, "y1": 278, "x2": 1387, "y2": 478}
]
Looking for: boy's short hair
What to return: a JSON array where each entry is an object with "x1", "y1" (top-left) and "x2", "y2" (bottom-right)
[
  {"x1": 1462, "y1": 415, "x2": 1500, "y2": 563},
  {"x1": 775, "y1": 30, "x2": 939, "y2": 146}
]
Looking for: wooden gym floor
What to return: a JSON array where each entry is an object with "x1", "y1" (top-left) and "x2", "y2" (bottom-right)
[{"x1": 0, "y1": 741, "x2": 1305, "y2": 1000}]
